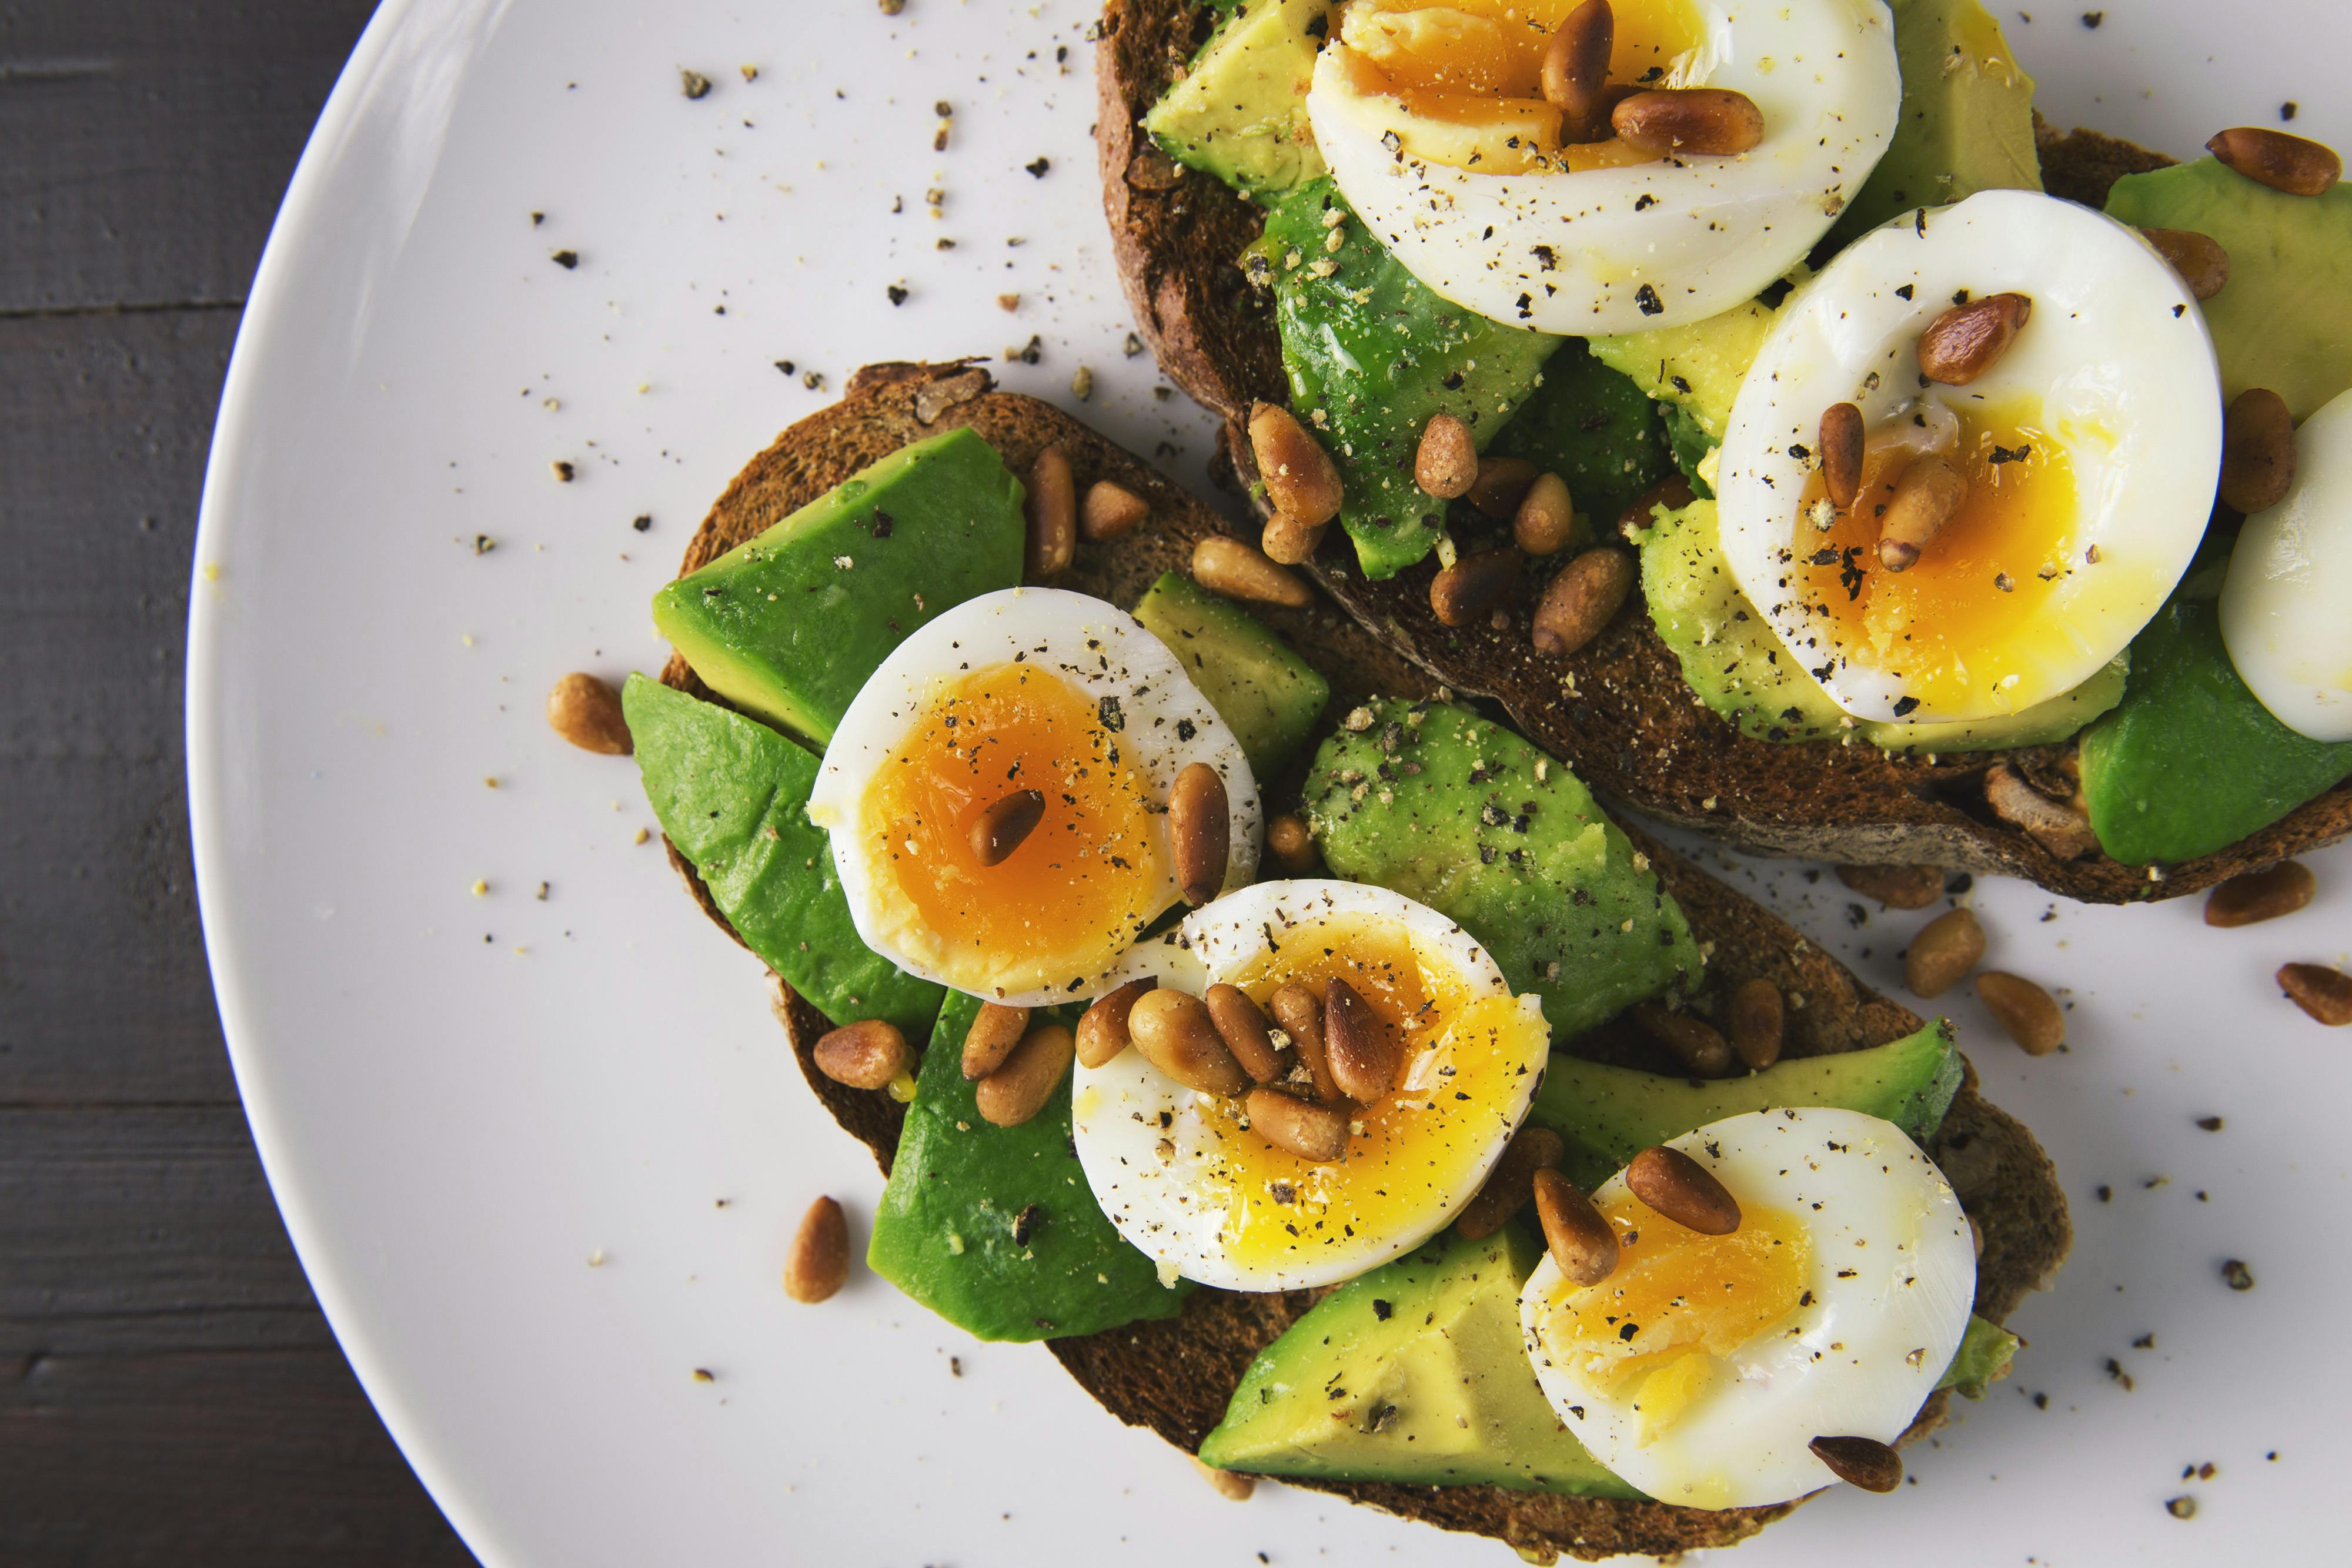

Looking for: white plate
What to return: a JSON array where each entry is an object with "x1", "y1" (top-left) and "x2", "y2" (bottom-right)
[{"x1": 189, "y1": 2, "x2": 2352, "y2": 1563}]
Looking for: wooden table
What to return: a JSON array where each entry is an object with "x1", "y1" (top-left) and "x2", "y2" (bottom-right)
[{"x1": 0, "y1": 4, "x2": 475, "y2": 1560}]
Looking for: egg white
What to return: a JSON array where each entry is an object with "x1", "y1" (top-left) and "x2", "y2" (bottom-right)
[
  {"x1": 1520, "y1": 1106, "x2": 1975, "y2": 1509},
  {"x1": 2222, "y1": 383, "x2": 2352, "y2": 743},
  {"x1": 1716, "y1": 189, "x2": 2222, "y2": 723},
  {"x1": 1307, "y1": 0, "x2": 1900, "y2": 334},
  {"x1": 805, "y1": 587, "x2": 1260, "y2": 1007},
  {"x1": 1072, "y1": 880, "x2": 1548, "y2": 1291}
]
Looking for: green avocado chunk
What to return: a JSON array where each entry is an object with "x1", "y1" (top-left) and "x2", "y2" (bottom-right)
[
  {"x1": 2107, "y1": 159, "x2": 2352, "y2": 423},
  {"x1": 650, "y1": 427, "x2": 1025, "y2": 746},
  {"x1": 1486, "y1": 339, "x2": 1672, "y2": 531},
  {"x1": 1198, "y1": 1224, "x2": 1641, "y2": 1497},
  {"x1": 1306, "y1": 701, "x2": 1701, "y2": 1039},
  {"x1": 1132, "y1": 571, "x2": 1329, "y2": 777},
  {"x1": 622, "y1": 676, "x2": 944, "y2": 1038},
  {"x1": 1939, "y1": 1313, "x2": 2019, "y2": 1399},
  {"x1": 1255, "y1": 179, "x2": 1565, "y2": 580},
  {"x1": 1144, "y1": 0, "x2": 1329, "y2": 198},
  {"x1": 867, "y1": 989, "x2": 1188, "y2": 1342},
  {"x1": 2079, "y1": 559, "x2": 2352, "y2": 866},
  {"x1": 1528, "y1": 1020, "x2": 1963, "y2": 1189}
]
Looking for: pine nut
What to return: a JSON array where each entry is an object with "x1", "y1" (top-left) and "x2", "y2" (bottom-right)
[
  {"x1": 1631, "y1": 1002, "x2": 1733, "y2": 1078},
  {"x1": 1612, "y1": 87, "x2": 1764, "y2": 156},
  {"x1": 1260, "y1": 511, "x2": 1326, "y2": 566},
  {"x1": 1905, "y1": 907, "x2": 1985, "y2": 999},
  {"x1": 2139, "y1": 227, "x2": 2230, "y2": 300},
  {"x1": 1916, "y1": 292, "x2": 2032, "y2": 385},
  {"x1": 1459, "y1": 1125, "x2": 1568, "y2": 1241},
  {"x1": 961, "y1": 1002, "x2": 1031, "y2": 1081},
  {"x1": 1077, "y1": 977, "x2": 1156, "y2": 1068},
  {"x1": 1429, "y1": 546, "x2": 1521, "y2": 628},
  {"x1": 970, "y1": 788, "x2": 1045, "y2": 866},
  {"x1": 1323, "y1": 977, "x2": 1398, "y2": 1102},
  {"x1": 2206, "y1": 861, "x2": 2317, "y2": 927},
  {"x1": 1191, "y1": 1456, "x2": 1256, "y2": 1501},
  {"x1": 1616, "y1": 473, "x2": 1696, "y2": 538},
  {"x1": 1531, "y1": 546, "x2": 1633, "y2": 656},
  {"x1": 1080, "y1": 479, "x2": 1151, "y2": 541},
  {"x1": 2220, "y1": 387, "x2": 2296, "y2": 514},
  {"x1": 975, "y1": 1023, "x2": 1075, "y2": 1126},
  {"x1": 547, "y1": 673, "x2": 633, "y2": 754},
  {"x1": 1207, "y1": 984, "x2": 1289, "y2": 1084},
  {"x1": 2279, "y1": 963, "x2": 2352, "y2": 1027},
  {"x1": 1129, "y1": 989, "x2": 1253, "y2": 1095},
  {"x1": 1836, "y1": 863, "x2": 1945, "y2": 910},
  {"x1": 1467, "y1": 454, "x2": 1539, "y2": 520},
  {"x1": 1512, "y1": 472, "x2": 1578, "y2": 556},
  {"x1": 1877, "y1": 453, "x2": 1967, "y2": 571},
  {"x1": 1539, "y1": 0, "x2": 1616, "y2": 142},
  {"x1": 1975, "y1": 971, "x2": 2063, "y2": 1055},
  {"x1": 1983, "y1": 763, "x2": 2099, "y2": 860},
  {"x1": 1245, "y1": 1086, "x2": 1350, "y2": 1162},
  {"x1": 784, "y1": 1195, "x2": 851, "y2": 1303},
  {"x1": 1415, "y1": 413, "x2": 1478, "y2": 499},
  {"x1": 2207, "y1": 126, "x2": 2342, "y2": 196},
  {"x1": 1626, "y1": 1145, "x2": 1740, "y2": 1235},
  {"x1": 1194, "y1": 535, "x2": 1311, "y2": 609},
  {"x1": 1810, "y1": 1435, "x2": 1903, "y2": 1493},
  {"x1": 1169, "y1": 763, "x2": 1230, "y2": 907},
  {"x1": 1248, "y1": 401, "x2": 1344, "y2": 526},
  {"x1": 1266, "y1": 813, "x2": 1319, "y2": 875},
  {"x1": 1531, "y1": 1166, "x2": 1621, "y2": 1285},
  {"x1": 1726, "y1": 977, "x2": 1785, "y2": 1072},
  {"x1": 813, "y1": 1019, "x2": 910, "y2": 1089},
  {"x1": 1270, "y1": 983, "x2": 1342, "y2": 1101},
  {"x1": 1819, "y1": 402, "x2": 1865, "y2": 511},
  {"x1": 1024, "y1": 444, "x2": 1075, "y2": 578}
]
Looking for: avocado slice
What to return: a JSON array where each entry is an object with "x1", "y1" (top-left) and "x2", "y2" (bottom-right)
[
  {"x1": 867, "y1": 989, "x2": 1190, "y2": 1341},
  {"x1": 1132, "y1": 571, "x2": 1330, "y2": 777},
  {"x1": 2107, "y1": 158, "x2": 2352, "y2": 423},
  {"x1": 1307, "y1": 701, "x2": 1702, "y2": 1039},
  {"x1": 1144, "y1": 0, "x2": 1329, "y2": 199},
  {"x1": 622, "y1": 676, "x2": 944, "y2": 1038},
  {"x1": 1939, "y1": 1312, "x2": 2019, "y2": 1399},
  {"x1": 1198, "y1": 1224, "x2": 1641, "y2": 1497},
  {"x1": 1588, "y1": 297, "x2": 1780, "y2": 452},
  {"x1": 1528, "y1": 1020, "x2": 1964, "y2": 1189},
  {"x1": 1485, "y1": 339, "x2": 1673, "y2": 530},
  {"x1": 650, "y1": 427, "x2": 1025, "y2": 746}
]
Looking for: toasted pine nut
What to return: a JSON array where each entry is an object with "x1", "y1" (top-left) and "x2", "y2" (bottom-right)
[
  {"x1": 1024, "y1": 444, "x2": 1075, "y2": 578},
  {"x1": 2206, "y1": 861, "x2": 2317, "y2": 927},
  {"x1": 1905, "y1": 907, "x2": 1986, "y2": 999},
  {"x1": 1467, "y1": 454, "x2": 1539, "y2": 520},
  {"x1": 547, "y1": 672, "x2": 633, "y2": 754},
  {"x1": 813, "y1": 1019, "x2": 910, "y2": 1089},
  {"x1": 1459, "y1": 1125, "x2": 1568, "y2": 1241},
  {"x1": 1415, "y1": 413, "x2": 1478, "y2": 499},
  {"x1": 1512, "y1": 472, "x2": 1578, "y2": 556},
  {"x1": 970, "y1": 788, "x2": 1045, "y2": 866},
  {"x1": 2279, "y1": 962, "x2": 2352, "y2": 1027},
  {"x1": 1819, "y1": 402, "x2": 1865, "y2": 511},
  {"x1": 1916, "y1": 292, "x2": 2032, "y2": 385},
  {"x1": 1612, "y1": 88, "x2": 1765, "y2": 157},
  {"x1": 1191, "y1": 1456, "x2": 1256, "y2": 1502},
  {"x1": 1194, "y1": 535, "x2": 1311, "y2": 609},
  {"x1": 2207, "y1": 126, "x2": 2342, "y2": 196},
  {"x1": 1616, "y1": 473, "x2": 1696, "y2": 539},
  {"x1": 975, "y1": 1023, "x2": 1074, "y2": 1126},
  {"x1": 1266, "y1": 813, "x2": 1319, "y2": 875},
  {"x1": 1270, "y1": 982, "x2": 1341, "y2": 1101},
  {"x1": 1630, "y1": 1002, "x2": 1733, "y2": 1078},
  {"x1": 1726, "y1": 977, "x2": 1785, "y2": 1072},
  {"x1": 1323, "y1": 977, "x2": 1398, "y2": 1102},
  {"x1": 1539, "y1": 0, "x2": 1616, "y2": 142},
  {"x1": 1260, "y1": 511, "x2": 1326, "y2": 566},
  {"x1": 1836, "y1": 863, "x2": 1945, "y2": 910},
  {"x1": 2139, "y1": 227, "x2": 2230, "y2": 300},
  {"x1": 1531, "y1": 1166, "x2": 1620, "y2": 1284},
  {"x1": 1976, "y1": 971, "x2": 2063, "y2": 1055},
  {"x1": 1429, "y1": 547, "x2": 1521, "y2": 628},
  {"x1": 1877, "y1": 454, "x2": 1967, "y2": 571},
  {"x1": 1169, "y1": 763, "x2": 1230, "y2": 907},
  {"x1": 1248, "y1": 401, "x2": 1344, "y2": 526},
  {"x1": 961, "y1": 1002, "x2": 1031, "y2": 1081},
  {"x1": 1626, "y1": 1145, "x2": 1740, "y2": 1234},
  {"x1": 1080, "y1": 479, "x2": 1151, "y2": 541},
  {"x1": 1532, "y1": 546, "x2": 1633, "y2": 657},
  {"x1": 2220, "y1": 387, "x2": 2296, "y2": 514},
  {"x1": 1983, "y1": 763, "x2": 2099, "y2": 860},
  {"x1": 1077, "y1": 977, "x2": 1155, "y2": 1068},
  {"x1": 1207, "y1": 984, "x2": 1288, "y2": 1084},
  {"x1": 1245, "y1": 1086, "x2": 1350, "y2": 1162},
  {"x1": 1810, "y1": 1435, "x2": 1903, "y2": 1493},
  {"x1": 1129, "y1": 989, "x2": 1252, "y2": 1096},
  {"x1": 784, "y1": 1195, "x2": 851, "y2": 1303}
]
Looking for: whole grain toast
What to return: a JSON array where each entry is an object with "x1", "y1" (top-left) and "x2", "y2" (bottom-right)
[
  {"x1": 655, "y1": 360, "x2": 2072, "y2": 1563},
  {"x1": 1093, "y1": 0, "x2": 2352, "y2": 903}
]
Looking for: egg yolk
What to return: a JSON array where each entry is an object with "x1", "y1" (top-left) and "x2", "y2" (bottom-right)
[
  {"x1": 1192, "y1": 917, "x2": 1545, "y2": 1271},
  {"x1": 1536, "y1": 1189, "x2": 1809, "y2": 1442},
  {"x1": 860, "y1": 661, "x2": 1168, "y2": 994},
  {"x1": 1337, "y1": 0, "x2": 1705, "y2": 174},
  {"x1": 1792, "y1": 404, "x2": 2080, "y2": 714}
]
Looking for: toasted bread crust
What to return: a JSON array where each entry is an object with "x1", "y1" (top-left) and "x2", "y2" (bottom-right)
[
  {"x1": 1091, "y1": 0, "x2": 2352, "y2": 901},
  {"x1": 656, "y1": 362, "x2": 2072, "y2": 1562}
]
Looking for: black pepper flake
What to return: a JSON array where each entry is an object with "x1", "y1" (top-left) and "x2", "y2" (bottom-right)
[
  {"x1": 775, "y1": 360, "x2": 796, "y2": 375},
  {"x1": 551, "y1": 249, "x2": 579, "y2": 269},
  {"x1": 1892, "y1": 695, "x2": 1920, "y2": 717},
  {"x1": 2196, "y1": 1115, "x2": 2223, "y2": 1132},
  {"x1": 1894, "y1": 283, "x2": 1915, "y2": 300},
  {"x1": 1175, "y1": 718, "x2": 1196, "y2": 741},
  {"x1": 1635, "y1": 283, "x2": 1664, "y2": 316},
  {"x1": 2081, "y1": 10, "x2": 2103, "y2": 26},
  {"x1": 1098, "y1": 694, "x2": 1125, "y2": 731},
  {"x1": 1372, "y1": 1298, "x2": 1392, "y2": 1320},
  {"x1": 1025, "y1": 156, "x2": 1052, "y2": 178},
  {"x1": 871, "y1": 509, "x2": 894, "y2": 539},
  {"x1": 1012, "y1": 1203, "x2": 1042, "y2": 1246},
  {"x1": 887, "y1": 283, "x2": 909, "y2": 306},
  {"x1": 2222, "y1": 1259, "x2": 2254, "y2": 1291},
  {"x1": 632, "y1": 514, "x2": 652, "y2": 533},
  {"x1": 1634, "y1": 193, "x2": 1657, "y2": 211},
  {"x1": 681, "y1": 68, "x2": 713, "y2": 99},
  {"x1": 473, "y1": 534, "x2": 495, "y2": 554}
]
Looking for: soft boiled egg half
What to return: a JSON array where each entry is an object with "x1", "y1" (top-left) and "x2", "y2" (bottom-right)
[
  {"x1": 806, "y1": 587, "x2": 1259, "y2": 1007},
  {"x1": 2223, "y1": 383, "x2": 2352, "y2": 743},
  {"x1": 1307, "y1": 0, "x2": 1900, "y2": 333},
  {"x1": 1072, "y1": 880, "x2": 1552, "y2": 1291},
  {"x1": 1521, "y1": 1106, "x2": 1976, "y2": 1509},
  {"x1": 1716, "y1": 189, "x2": 2223, "y2": 724}
]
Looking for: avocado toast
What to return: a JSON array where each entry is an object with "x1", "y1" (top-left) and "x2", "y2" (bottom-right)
[
  {"x1": 635, "y1": 359, "x2": 2069, "y2": 1562},
  {"x1": 1093, "y1": 0, "x2": 2352, "y2": 902}
]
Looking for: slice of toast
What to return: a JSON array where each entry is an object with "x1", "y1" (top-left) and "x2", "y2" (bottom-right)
[
  {"x1": 655, "y1": 360, "x2": 2072, "y2": 1563},
  {"x1": 1093, "y1": 0, "x2": 2352, "y2": 902}
]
